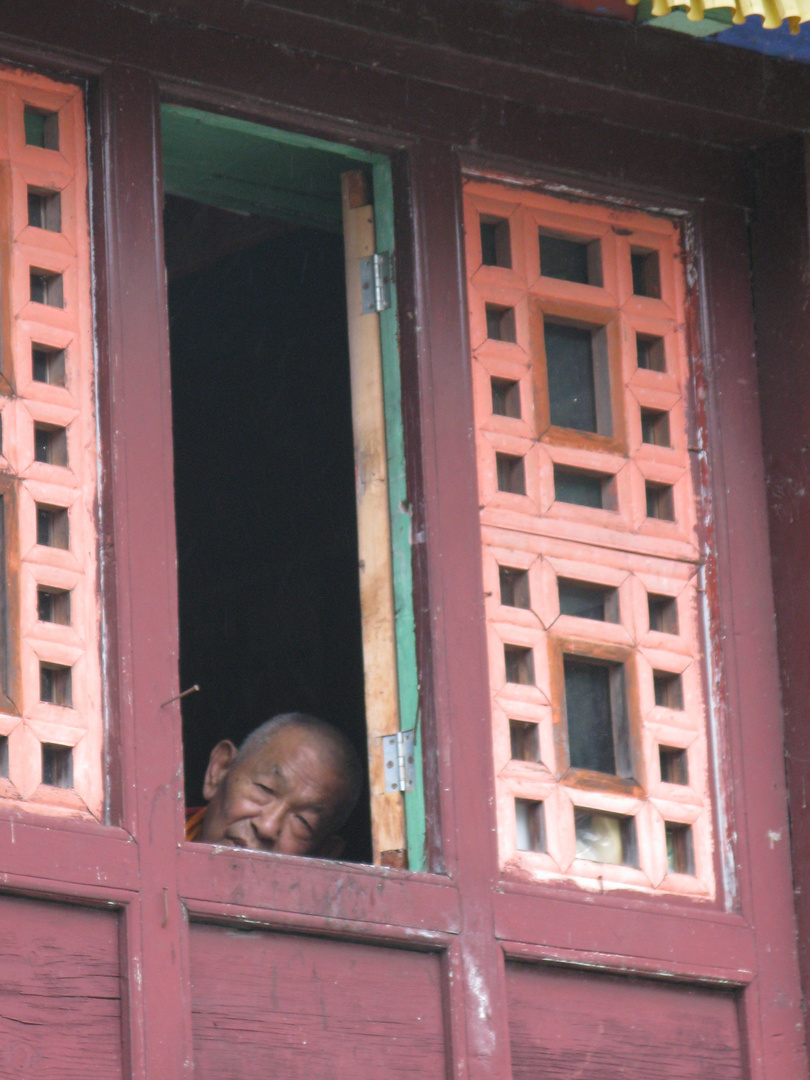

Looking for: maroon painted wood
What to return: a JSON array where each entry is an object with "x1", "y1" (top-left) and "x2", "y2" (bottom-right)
[
  {"x1": 750, "y1": 134, "x2": 810, "y2": 1043},
  {"x1": 2, "y1": 0, "x2": 808, "y2": 148},
  {"x1": 405, "y1": 138, "x2": 514, "y2": 1076},
  {"x1": 0, "y1": 4, "x2": 808, "y2": 1080},
  {"x1": 0, "y1": 0, "x2": 777, "y2": 207},
  {"x1": 0, "y1": 894, "x2": 123, "y2": 1079},
  {"x1": 93, "y1": 64, "x2": 193, "y2": 1079},
  {"x1": 506, "y1": 961, "x2": 744, "y2": 1080},
  {"x1": 189, "y1": 924, "x2": 447, "y2": 1079}
]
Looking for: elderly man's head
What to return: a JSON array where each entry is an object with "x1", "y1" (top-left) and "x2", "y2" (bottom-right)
[{"x1": 199, "y1": 713, "x2": 362, "y2": 858}]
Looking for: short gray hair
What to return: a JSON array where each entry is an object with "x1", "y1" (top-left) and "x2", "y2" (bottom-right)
[{"x1": 236, "y1": 712, "x2": 363, "y2": 826}]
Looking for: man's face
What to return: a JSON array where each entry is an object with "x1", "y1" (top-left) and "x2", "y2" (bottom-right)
[{"x1": 199, "y1": 725, "x2": 351, "y2": 857}]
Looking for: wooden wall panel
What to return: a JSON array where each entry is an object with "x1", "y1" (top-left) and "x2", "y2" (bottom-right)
[
  {"x1": 506, "y1": 961, "x2": 743, "y2": 1080},
  {"x1": 0, "y1": 894, "x2": 122, "y2": 1079},
  {"x1": 189, "y1": 923, "x2": 446, "y2": 1079}
]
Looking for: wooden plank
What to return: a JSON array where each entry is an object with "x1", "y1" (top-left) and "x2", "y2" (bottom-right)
[
  {"x1": 506, "y1": 960, "x2": 743, "y2": 1079},
  {"x1": 404, "y1": 138, "x2": 515, "y2": 1078},
  {"x1": 372, "y1": 157, "x2": 425, "y2": 870},
  {"x1": 0, "y1": 2, "x2": 757, "y2": 206},
  {"x1": 0, "y1": 816, "x2": 137, "y2": 894},
  {"x1": 189, "y1": 923, "x2": 447, "y2": 1080},
  {"x1": 341, "y1": 171, "x2": 405, "y2": 864},
  {"x1": 751, "y1": 134, "x2": 810, "y2": 1055},
  {"x1": 701, "y1": 198, "x2": 809, "y2": 1079},
  {"x1": 177, "y1": 844, "x2": 461, "y2": 934},
  {"x1": 0, "y1": 894, "x2": 123, "y2": 1079},
  {"x1": 94, "y1": 63, "x2": 193, "y2": 1080},
  {"x1": 494, "y1": 888, "x2": 758, "y2": 976}
]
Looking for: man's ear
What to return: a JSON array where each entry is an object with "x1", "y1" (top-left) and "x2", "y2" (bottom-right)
[
  {"x1": 202, "y1": 740, "x2": 237, "y2": 802},
  {"x1": 315, "y1": 834, "x2": 345, "y2": 860}
]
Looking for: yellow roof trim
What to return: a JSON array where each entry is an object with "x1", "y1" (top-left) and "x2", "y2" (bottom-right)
[{"x1": 627, "y1": 0, "x2": 809, "y2": 32}]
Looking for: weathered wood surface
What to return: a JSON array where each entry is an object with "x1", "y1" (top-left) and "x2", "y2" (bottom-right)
[
  {"x1": 750, "y1": 135, "x2": 810, "y2": 1037},
  {"x1": 189, "y1": 924, "x2": 446, "y2": 1079},
  {"x1": 0, "y1": 7, "x2": 806, "y2": 1080},
  {"x1": 0, "y1": 894, "x2": 122, "y2": 1079},
  {"x1": 507, "y1": 961, "x2": 743, "y2": 1080},
  {"x1": 342, "y1": 172, "x2": 406, "y2": 864}
]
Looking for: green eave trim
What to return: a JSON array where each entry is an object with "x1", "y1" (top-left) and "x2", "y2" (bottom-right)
[
  {"x1": 161, "y1": 105, "x2": 378, "y2": 231},
  {"x1": 372, "y1": 159, "x2": 425, "y2": 873},
  {"x1": 635, "y1": 0, "x2": 733, "y2": 33}
]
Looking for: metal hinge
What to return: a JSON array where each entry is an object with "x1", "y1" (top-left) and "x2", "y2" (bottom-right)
[
  {"x1": 359, "y1": 251, "x2": 391, "y2": 314},
  {"x1": 382, "y1": 729, "x2": 415, "y2": 793}
]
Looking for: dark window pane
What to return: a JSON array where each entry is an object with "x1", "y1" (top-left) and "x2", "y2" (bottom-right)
[
  {"x1": 665, "y1": 822, "x2": 694, "y2": 874},
  {"x1": 41, "y1": 742, "x2": 73, "y2": 787},
  {"x1": 36, "y1": 505, "x2": 69, "y2": 549},
  {"x1": 654, "y1": 671, "x2": 684, "y2": 710},
  {"x1": 38, "y1": 587, "x2": 71, "y2": 625},
  {"x1": 631, "y1": 249, "x2": 661, "y2": 298},
  {"x1": 30, "y1": 270, "x2": 64, "y2": 308},
  {"x1": 500, "y1": 566, "x2": 530, "y2": 608},
  {"x1": 28, "y1": 188, "x2": 61, "y2": 232},
  {"x1": 491, "y1": 377, "x2": 521, "y2": 418},
  {"x1": 545, "y1": 322, "x2": 597, "y2": 431},
  {"x1": 25, "y1": 106, "x2": 59, "y2": 150},
  {"x1": 564, "y1": 657, "x2": 616, "y2": 774},
  {"x1": 515, "y1": 798, "x2": 546, "y2": 852},
  {"x1": 486, "y1": 304, "x2": 516, "y2": 342},
  {"x1": 553, "y1": 467, "x2": 603, "y2": 508},
  {"x1": 539, "y1": 233, "x2": 602, "y2": 286},
  {"x1": 496, "y1": 453, "x2": 526, "y2": 495},
  {"x1": 646, "y1": 482, "x2": 675, "y2": 521},
  {"x1": 659, "y1": 745, "x2": 688, "y2": 785},
  {"x1": 636, "y1": 334, "x2": 666, "y2": 371},
  {"x1": 641, "y1": 408, "x2": 670, "y2": 447},
  {"x1": 32, "y1": 346, "x2": 66, "y2": 386},
  {"x1": 0, "y1": 734, "x2": 7, "y2": 778},
  {"x1": 510, "y1": 720, "x2": 540, "y2": 762},
  {"x1": 480, "y1": 216, "x2": 511, "y2": 268},
  {"x1": 34, "y1": 425, "x2": 68, "y2": 466},
  {"x1": 561, "y1": 578, "x2": 604, "y2": 622},
  {"x1": 505, "y1": 645, "x2": 535, "y2": 685},
  {"x1": 40, "y1": 663, "x2": 72, "y2": 707},
  {"x1": 28, "y1": 190, "x2": 43, "y2": 229},
  {"x1": 648, "y1": 594, "x2": 679, "y2": 634}
]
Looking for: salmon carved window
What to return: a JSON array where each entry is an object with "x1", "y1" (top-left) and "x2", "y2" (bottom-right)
[
  {"x1": 465, "y1": 180, "x2": 714, "y2": 897},
  {"x1": 0, "y1": 70, "x2": 101, "y2": 818}
]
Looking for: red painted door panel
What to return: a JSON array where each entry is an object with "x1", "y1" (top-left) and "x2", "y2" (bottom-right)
[
  {"x1": 507, "y1": 962, "x2": 743, "y2": 1080},
  {"x1": 0, "y1": 894, "x2": 123, "y2": 1079},
  {"x1": 189, "y1": 925, "x2": 446, "y2": 1080}
]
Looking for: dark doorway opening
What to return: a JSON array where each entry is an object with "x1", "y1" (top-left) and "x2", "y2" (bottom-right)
[{"x1": 164, "y1": 193, "x2": 371, "y2": 862}]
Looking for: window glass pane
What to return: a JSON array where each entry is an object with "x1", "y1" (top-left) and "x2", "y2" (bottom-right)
[
  {"x1": 515, "y1": 798, "x2": 546, "y2": 852},
  {"x1": 539, "y1": 232, "x2": 602, "y2": 286},
  {"x1": 564, "y1": 657, "x2": 616, "y2": 774},
  {"x1": 553, "y1": 467, "x2": 604, "y2": 508},
  {"x1": 545, "y1": 322, "x2": 597, "y2": 431}
]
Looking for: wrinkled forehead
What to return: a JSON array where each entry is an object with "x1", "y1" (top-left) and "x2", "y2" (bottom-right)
[{"x1": 241, "y1": 727, "x2": 348, "y2": 794}]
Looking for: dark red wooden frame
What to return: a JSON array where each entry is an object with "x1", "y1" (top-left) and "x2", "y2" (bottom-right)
[{"x1": 0, "y1": 3, "x2": 807, "y2": 1078}]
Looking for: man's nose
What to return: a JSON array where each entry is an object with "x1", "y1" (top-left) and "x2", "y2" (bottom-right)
[{"x1": 253, "y1": 801, "x2": 286, "y2": 846}]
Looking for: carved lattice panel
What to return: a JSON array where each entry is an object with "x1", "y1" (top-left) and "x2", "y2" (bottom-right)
[
  {"x1": 0, "y1": 69, "x2": 101, "y2": 819},
  {"x1": 466, "y1": 180, "x2": 713, "y2": 897}
]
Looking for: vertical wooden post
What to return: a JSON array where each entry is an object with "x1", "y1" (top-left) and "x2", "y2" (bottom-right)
[{"x1": 341, "y1": 170, "x2": 406, "y2": 866}]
